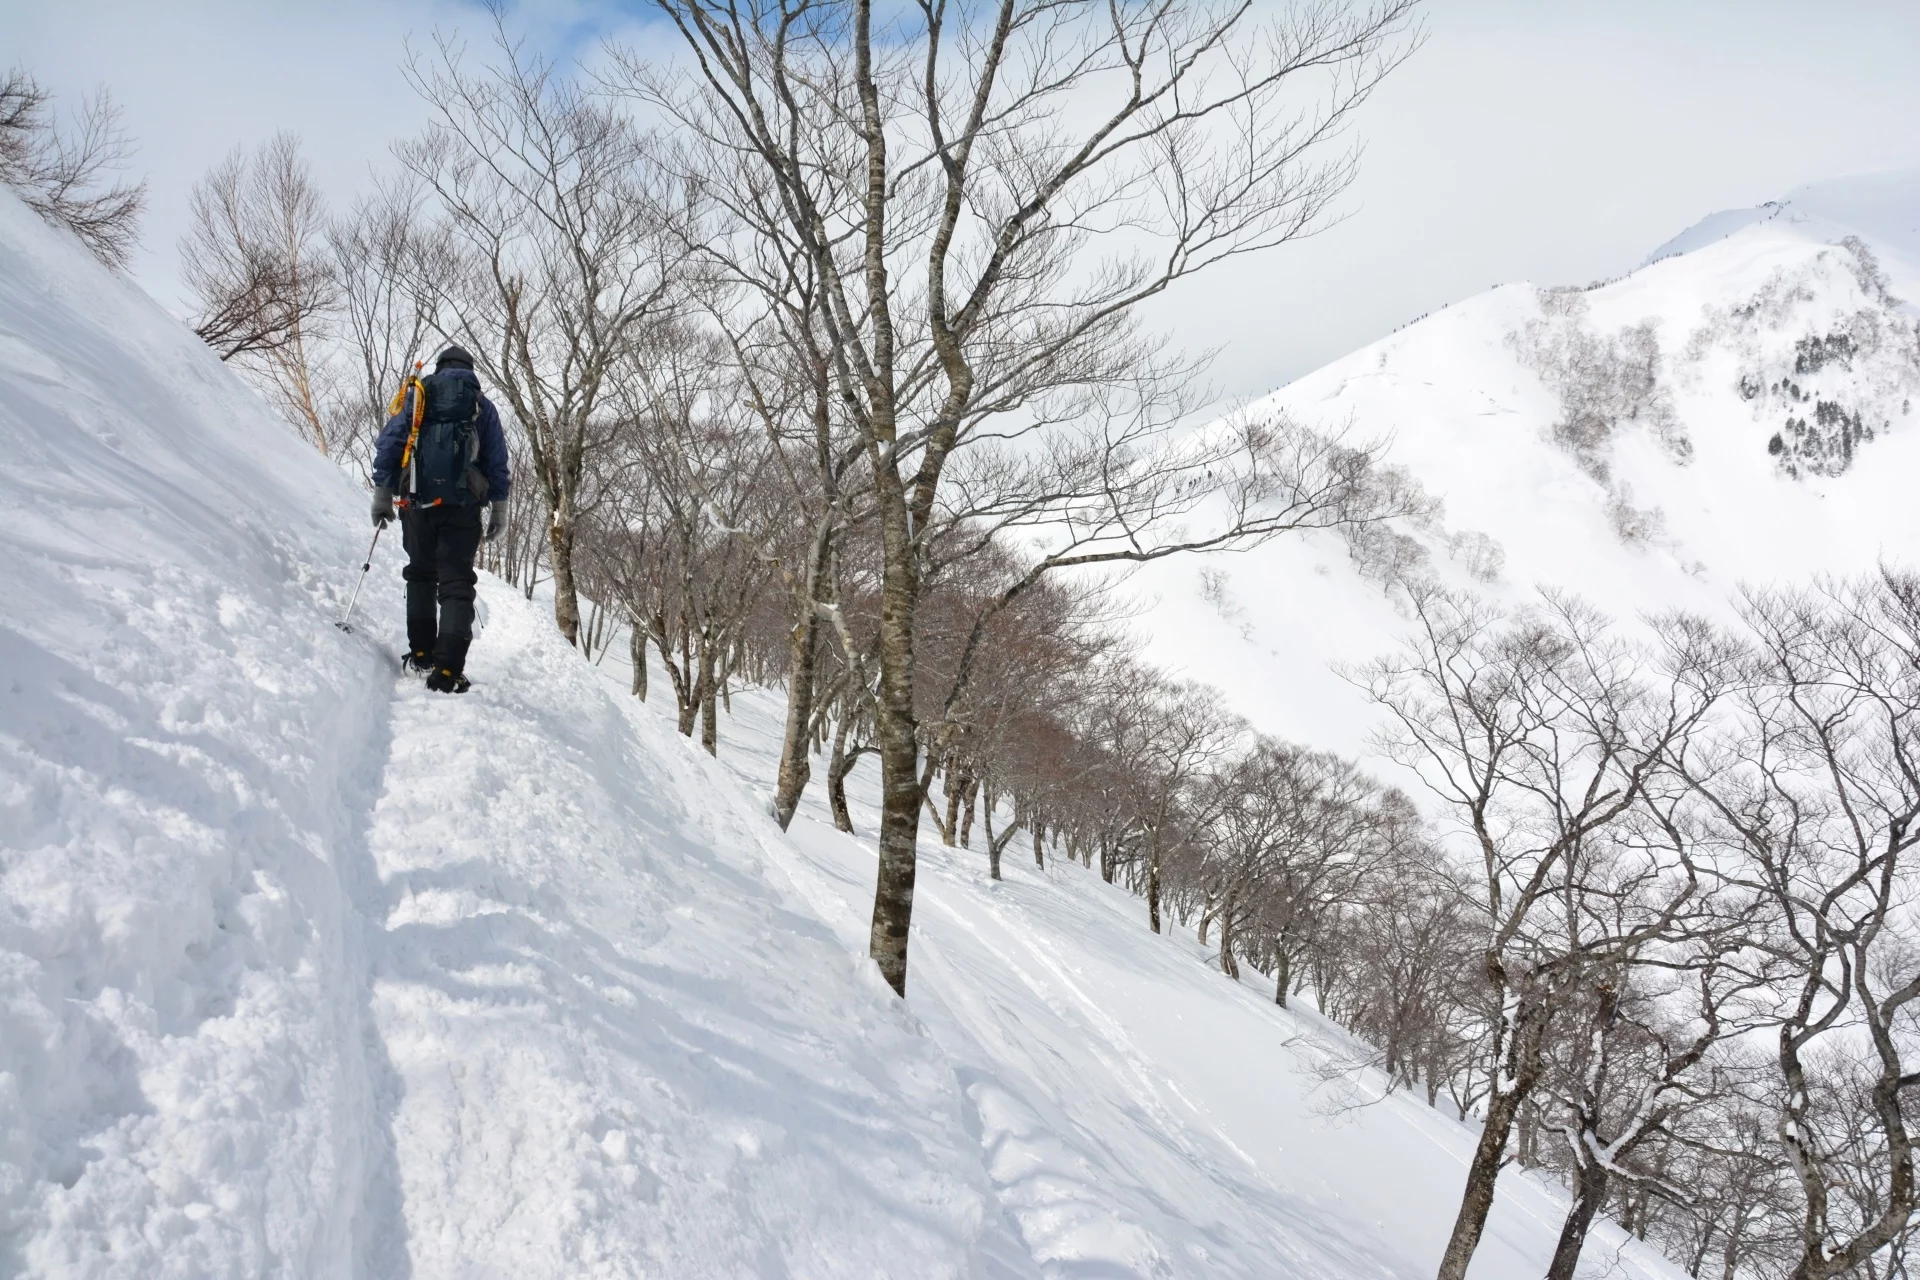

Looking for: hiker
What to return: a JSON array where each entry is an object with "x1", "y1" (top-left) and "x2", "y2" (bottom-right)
[{"x1": 370, "y1": 345, "x2": 511, "y2": 693}]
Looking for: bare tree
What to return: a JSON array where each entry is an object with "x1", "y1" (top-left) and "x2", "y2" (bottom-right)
[
  {"x1": 401, "y1": 25, "x2": 682, "y2": 645},
  {"x1": 1198, "y1": 741, "x2": 1399, "y2": 996},
  {"x1": 325, "y1": 187, "x2": 453, "y2": 477},
  {"x1": 621, "y1": 0, "x2": 1422, "y2": 995},
  {"x1": 618, "y1": 321, "x2": 780, "y2": 752},
  {"x1": 1356, "y1": 587, "x2": 1721, "y2": 1280},
  {"x1": 1674, "y1": 574, "x2": 1920, "y2": 1280},
  {"x1": 660, "y1": 163, "x2": 875, "y2": 830},
  {"x1": 1332, "y1": 847, "x2": 1487, "y2": 1107},
  {"x1": 1538, "y1": 956, "x2": 1759, "y2": 1280},
  {"x1": 0, "y1": 68, "x2": 145, "y2": 268},
  {"x1": 181, "y1": 133, "x2": 340, "y2": 455}
]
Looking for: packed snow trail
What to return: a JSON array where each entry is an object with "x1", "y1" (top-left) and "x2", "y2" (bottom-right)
[
  {"x1": 0, "y1": 189, "x2": 1029, "y2": 1277},
  {"x1": 356, "y1": 581, "x2": 1034, "y2": 1278}
]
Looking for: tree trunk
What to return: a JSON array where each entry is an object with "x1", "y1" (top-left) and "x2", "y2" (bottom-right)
[
  {"x1": 984, "y1": 801, "x2": 1002, "y2": 881},
  {"x1": 867, "y1": 483, "x2": 923, "y2": 996},
  {"x1": 1435, "y1": 982, "x2": 1551, "y2": 1280},
  {"x1": 1274, "y1": 950, "x2": 1291, "y2": 1008},
  {"x1": 1033, "y1": 822, "x2": 1045, "y2": 869},
  {"x1": 941, "y1": 761, "x2": 970, "y2": 848},
  {"x1": 959, "y1": 778, "x2": 979, "y2": 848},
  {"x1": 924, "y1": 789, "x2": 956, "y2": 844},
  {"x1": 676, "y1": 685, "x2": 698, "y2": 737},
  {"x1": 1147, "y1": 846, "x2": 1162, "y2": 934},
  {"x1": 548, "y1": 499, "x2": 581, "y2": 646},
  {"x1": 698, "y1": 639, "x2": 719, "y2": 756},
  {"x1": 771, "y1": 615, "x2": 821, "y2": 829},
  {"x1": 826, "y1": 714, "x2": 858, "y2": 835},
  {"x1": 1516, "y1": 1100, "x2": 1538, "y2": 1168},
  {"x1": 657, "y1": 618, "x2": 698, "y2": 738},
  {"x1": 1545, "y1": 1153, "x2": 1609, "y2": 1280},
  {"x1": 629, "y1": 621, "x2": 648, "y2": 700},
  {"x1": 1217, "y1": 899, "x2": 1238, "y2": 978},
  {"x1": 1434, "y1": 1085, "x2": 1527, "y2": 1280}
]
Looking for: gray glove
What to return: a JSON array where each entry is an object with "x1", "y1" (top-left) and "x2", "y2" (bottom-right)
[
  {"x1": 371, "y1": 486, "x2": 395, "y2": 527},
  {"x1": 484, "y1": 499, "x2": 509, "y2": 543}
]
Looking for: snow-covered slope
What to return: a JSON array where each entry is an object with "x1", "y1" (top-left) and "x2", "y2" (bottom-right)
[
  {"x1": 1141, "y1": 174, "x2": 1920, "y2": 757},
  {"x1": 0, "y1": 191, "x2": 1029, "y2": 1277},
  {"x1": 675, "y1": 681, "x2": 1688, "y2": 1280},
  {"x1": 0, "y1": 177, "x2": 1700, "y2": 1280}
]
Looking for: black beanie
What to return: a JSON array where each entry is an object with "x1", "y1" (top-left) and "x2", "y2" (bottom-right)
[{"x1": 434, "y1": 345, "x2": 476, "y2": 371}]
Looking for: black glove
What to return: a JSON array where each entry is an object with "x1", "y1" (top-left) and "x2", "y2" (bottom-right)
[
  {"x1": 372, "y1": 487, "x2": 395, "y2": 528},
  {"x1": 484, "y1": 499, "x2": 509, "y2": 543}
]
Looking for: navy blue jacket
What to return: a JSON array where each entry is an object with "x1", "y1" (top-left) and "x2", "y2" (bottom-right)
[{"x1": 371, "y1": 368, "x2": 512, "y2": 504}]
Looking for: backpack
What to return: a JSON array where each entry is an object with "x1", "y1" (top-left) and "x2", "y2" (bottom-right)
[{"x1": 397, "y1": 369, "x2": 488, "y2": 507}]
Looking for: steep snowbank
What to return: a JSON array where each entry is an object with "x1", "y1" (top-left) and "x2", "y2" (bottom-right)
[
  {"x1": 0, "y1": 188, "x2": 393, "y2": 1275},
  {"x1": 0, "y1": 191, "x2": 1027, "y2": 1277}
]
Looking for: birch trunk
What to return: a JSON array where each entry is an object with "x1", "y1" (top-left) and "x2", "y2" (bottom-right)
[
  {"x1": 1435, "y1": 1085, "x2": 1527, "y2": 1280},
  {"x1": 826, "y1": 712, "x2": 858, "y2": 835},
  {"x1": 629, "y1": 622, "x2": 648, "y2": 699},
  {"x1": 1544, "y1": 1154, "x2": 1608, "y2": 1280},
  {"x1": 771, "y1": 614, "x2": 821, "y2": 829},
  {"x1": 698, "y1": 640, "x2": 719, "y2": 756},
  {"x1": 867, "y1": 477, "x2": 923, "y2": 996},
  {"x1": 547, "y1": 497, "x2": 581, "y2": 646}
]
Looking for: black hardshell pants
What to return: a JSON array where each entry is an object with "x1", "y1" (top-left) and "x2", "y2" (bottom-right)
[{"x1": 400, "y1": 502, "x2": 483, "y2": 675}]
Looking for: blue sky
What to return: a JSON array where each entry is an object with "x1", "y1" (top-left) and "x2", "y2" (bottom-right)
[{"x1": 4, "y1": 0, "x2": 1917, "y2": 398}]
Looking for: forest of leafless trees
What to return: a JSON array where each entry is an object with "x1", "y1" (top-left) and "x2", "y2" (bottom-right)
[{"x1": 13, "y1": 0, "x2": 1914, "y2": 1275}]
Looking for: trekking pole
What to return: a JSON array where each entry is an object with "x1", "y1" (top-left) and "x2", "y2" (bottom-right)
[{"x1": 335, "y1": 524, "x2": 385, "y2": 634}]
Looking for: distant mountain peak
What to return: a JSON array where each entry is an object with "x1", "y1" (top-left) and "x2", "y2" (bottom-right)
[{"x1": 1644, "y1": 165, "x2": 1920, "y2": 268}]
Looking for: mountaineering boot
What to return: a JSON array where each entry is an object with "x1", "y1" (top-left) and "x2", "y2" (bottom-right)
[
  {"x1": 425, "y1": 667, "x2": 471, "y2": 694},
  {"x1": 433, "y1": 595, "x2": 475, "y2": 677},
  {"x1": 404, "y1": 648, "x2": 435, "y2": 675}
]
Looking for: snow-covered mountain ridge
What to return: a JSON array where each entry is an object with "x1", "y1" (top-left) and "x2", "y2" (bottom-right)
[{"x1": 1141, "y1": 168, "x2": 1920, "y2": 756}]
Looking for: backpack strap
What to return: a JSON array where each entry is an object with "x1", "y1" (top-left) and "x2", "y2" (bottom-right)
[
  {"x1": 395, "y1": 376, "x2": 428, "y2": 473},
  {"x1": 386, "y1": 364, "x2": 428, "y2": 499}
]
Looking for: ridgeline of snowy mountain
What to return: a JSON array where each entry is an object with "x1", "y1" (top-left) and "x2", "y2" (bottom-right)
[
  {"x1": 1648, "y1": 166, "x2": 1920, "y2": 268},
  {"x1": 0, "y1": 181, "x2": 1699, "y2": 1278},
  {"x1": 1142, "y1": 167, "x2": 1920, "y2": 758}
]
